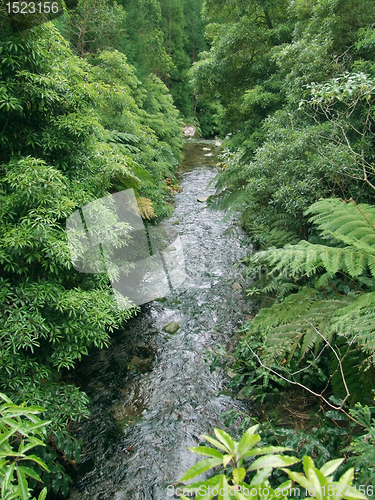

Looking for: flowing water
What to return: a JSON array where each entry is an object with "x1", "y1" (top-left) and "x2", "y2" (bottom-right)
[{"x1": 68, "y1": 140, "x2": 253, "y2": 500}]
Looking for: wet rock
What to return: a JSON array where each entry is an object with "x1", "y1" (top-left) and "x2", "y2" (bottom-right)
[
  {"x1": 184, "y1": 125, "x2": 196, "y2": 137},
  {"x1": 163, "y1": 321, "x2": 180, "y2": 334},
  {"x1": 231, "y1": 282, "x2": 242, "y2": 290},
  {"x1": 129, "y1": 355, "x2": 153, "y2": 372},
  {"x1": 227, "y1": 369, "x2": 237, "y2": 379},
  {"x1": 197, "y1": 197, "x2": 208, "y2": 202}
]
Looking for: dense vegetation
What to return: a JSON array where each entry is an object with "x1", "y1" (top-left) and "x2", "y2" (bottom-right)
[
  {"x1": 197, "y1": 0, "x2": 375, "y2": 493},
  {"x1": 0, "y1": 1, "x2": 187, "y2": 495},
  {"x1": 3, "y1": 0, "x2": 375, "y2": 497}
]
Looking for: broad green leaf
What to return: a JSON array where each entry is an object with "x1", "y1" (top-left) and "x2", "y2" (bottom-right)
[
  {"x1": 16, "y1": 466, "x2": 29, "y2": 500},
  {"x1": 223, "y1": 454, "x2": 233, "y2": 467},
  {"x1": 247, "y1": 455, "x2": 299, "y2": 471},
  {"x1": 320, "y1": 458, "x2": 344, "y2": 477},
  {"x1": 214, "y1": 429, "x2": 236, "y2": 454},
  {"x1": 179, "y1": 457, "x2": 222, "y2": 481},
  {"x1": 233, "y1": 467, "x2": 246, "y2": 483},
  {"x1": 341, "y1": 486, "x2": 368, "y2": 499},
  {"x1": 25, "y1": 455, "x2": 49, "y2": 471},
  {"x1": 337, "y1": 468, "x2": 354, "y2": 487},
  {"x1": 280, "y1": 468, "x2": 311, "y2": 490},
  {"x1": 242, "y1": 446, "x2": 292, "y2": 458},
  {"x1": 201, "y1": 435, "x2": 231, "y2": 453},
  {"x1": 180, "y1": 474, "x2": 223, "y2": 491},
  {"x1": 0, "y1": 429, "x2": 18, "y2": 447},
  {"x1": 250, "y1": 468, "x2": 272, "y2": 486},
  {"x1": 308, "y1": 467, "x2": 328, "y2": 500},
  {"x1": 188, "y1": 446, "x2": 223, "y2": 459},
  {"x1": 38, "y1": 488, "x2": 48, "y2": 500},
  {"x1": 217, "y1": 474, "x2": 233, "y2": 500},
  {"x1": 303, "y1": 456, "x2": 315, "y2": 479},
  {"x1": 3, "y1": 462, "x2": 15, "y2": 490},
  {"x1": 18, "y1": 465, "x2": 42, "y2": 482},
  {"x1": 237, "y1": 430, "x2": 260, "y2": 459}
]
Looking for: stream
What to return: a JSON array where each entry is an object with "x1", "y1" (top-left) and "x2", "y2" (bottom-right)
[{"x1": 68, "y1": 140, "x2": 254, "y2": 500}]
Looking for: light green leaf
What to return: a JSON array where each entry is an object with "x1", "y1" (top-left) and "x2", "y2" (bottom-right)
[
  {"x1": 179, "y1": 457, "x2": 222, "y2": 481},
  {"x1": 223, "y1": 454, "x2": 233, "y2": 467},
  {"x1": 237, "y1": 430, "x2": 261, "y2": 459},
  {"x1": 188, "y1": 446, "x2": 223, "y2": 459},
  {"x1": 280, "y1": 468, "x2": 312, "y2": 490},
  {"x1": 214, "y1": 429, "x2": 236, "y2": 454},
  {"x1": 247, "y1": 455, "x2": 299, "y2": 471},
  {"x1": 201, "y1": 435, "x2": 231, "y2": 453},
  {"x1": 320, "y1": 458, "x2": 344, "y2": 477},
  {"x1": 233, "y1": 467, "x2": 246, "y2": 483},
  {"x1": 338, "y1": 468, "x2": 354, "y2": 486},
  {"x1": 3, "y1": 462, "x2": 15, "y2": 490},
  {"x1": 38, "y1": 488, "x2": 48, "y2": 500},
  {"x1": 16, "y1": 466, "x2": 29, "y2": 500},
  {"x1": 242, "y1": 446, "x2": 292, "y2": 458}
]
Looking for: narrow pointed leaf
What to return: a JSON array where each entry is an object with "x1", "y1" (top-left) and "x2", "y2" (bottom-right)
[
  {"x1": 214, "y1": 429, "x2": 236, "y2": 454},
  {"x1": 179, "y1": 457, "x2": 222, "y2": 481},
  {"x1": 188, "y1": 446, "x2": 223, "y2": 459},
  {"x1": 16, "y1": 466, "x2": 29, "y2": 500},
  {"x1": 247, "y1": 454, "x2": 299, "y2": 471},
  {"x1": 237, "y1": 431, "x2": 260, "y2": 459},
  {"x1": 242, "y1": 446, "x2": 292, "y2": 458},
  {"x1": 320, "y1": 458, "x2": 344, "y2": 477},
  {"x1": 24, "y1": 455, "x2": 49, "y2": 471},
  {"x1": 18, "y1": 465, "x2": 42, "y2": 482},
  {"x1": 201, "y1": 435, "x2": 231, "y2": 453},
  {"x1": 38, "y1": 488, "x2": 48, "y2": 500}
]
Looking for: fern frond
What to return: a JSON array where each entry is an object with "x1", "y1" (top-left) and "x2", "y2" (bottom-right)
[
  {"x1": 247, "y1": 241, "x2": 375, "y2": 279},
  {"x1": 305, "y1": 198, "x2": 375, "y2": 256},
  {"x1": 137, "y1": 197, "x2": 156, "y2": 219},
  {"x1": 330, "y1": 292, "x2": 375, "y2": 351},
  {"x1": 244, "y1": 288, "x2": 354, "y2": 363}
]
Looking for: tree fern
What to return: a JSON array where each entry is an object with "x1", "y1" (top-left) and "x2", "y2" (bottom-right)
[
  {"x1": 241, "y1": 197, "x2": 375, "y2": 382},
  {"x1": 306, "y1": 198, "x2": 375, "y2": 256},
  {"x1": 245, "y1": 288, "x2": 353, "y2": 363}
]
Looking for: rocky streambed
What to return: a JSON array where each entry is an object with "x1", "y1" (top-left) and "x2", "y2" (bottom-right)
[{"x1": 67, "y1": 139, "x2": 254, "y2": 500}]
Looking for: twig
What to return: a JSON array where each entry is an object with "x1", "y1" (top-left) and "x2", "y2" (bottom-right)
[{"x1": 244, "y1": 338, "x2": 363, "y2": 426}]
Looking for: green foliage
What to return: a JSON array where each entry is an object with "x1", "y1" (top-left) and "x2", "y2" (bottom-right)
[
  {"x1": 177, "y1": 425, "x2": 365, "y2": 500},
  {"x1": 346, "y1": 403, "x2": 375, "y2": 489},
  {"x1": 0, "y1": 11, "x2": 183, "y2": 430},
  {"x1": 0, "y1": 393, "x2": 50, "y2": 500}
]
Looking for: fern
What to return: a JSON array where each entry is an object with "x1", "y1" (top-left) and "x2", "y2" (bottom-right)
[
  {"x1": 306, "y1": 198, "x2": 375, "y2": 256},
  {"x1": 137, "y1": 197, "x2": 156, "y2": 219},
  {"x1": 245, "y1": 288, "x2": 353, "y2": 362},
  {"x1": 249, "y1": 241, "x2": 375, "y2": 279},
  {"x1": 241, "y1": 197, "x2": 375, "y2": 377}
]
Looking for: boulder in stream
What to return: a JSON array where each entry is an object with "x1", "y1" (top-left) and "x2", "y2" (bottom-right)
[
  {"x1": 231, "y1": 282, "x2": 242, "y2": 290},
  {"x1": 197, "y1": 196, "x2": 208, "y2": 202},
  {"x1": 163, "y1": 321, "x2": 180, "y2": 334}
]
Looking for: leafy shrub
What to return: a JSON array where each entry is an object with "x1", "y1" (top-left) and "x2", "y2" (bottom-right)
[
  {"x1": 176, "y1": 425, "x2": 366, "y2": 500},
  {"x1": 0, "y1": 393, "x2": 50, "y2": 500}
]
